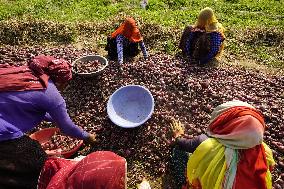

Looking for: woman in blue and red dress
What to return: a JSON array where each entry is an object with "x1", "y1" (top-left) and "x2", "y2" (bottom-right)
[
  {"x1": 0, "y1": 55, "x2": 96, "y2": 189},
  {"x1": 179, "y1": 7, "x2": 225, "y2": 64}
]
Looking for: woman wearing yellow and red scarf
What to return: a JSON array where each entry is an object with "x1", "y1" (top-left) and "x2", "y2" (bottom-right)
[{"x1": 171, "y1": 100, "x2": 275, "y2": 189}]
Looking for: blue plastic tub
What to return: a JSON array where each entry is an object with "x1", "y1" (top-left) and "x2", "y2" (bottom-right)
[{"x1": 107, "y1": 85, "x2": 155, "y2": 128}]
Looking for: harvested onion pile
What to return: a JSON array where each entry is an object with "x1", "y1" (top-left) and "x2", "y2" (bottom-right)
[
  {"x1": 1, "y1": 45, "x2": 283, "y2": 188},
  {"x1": 41, "y1": 131, "x2": 81, "y2": 152},
  {"x1": 76, "y1": 59, "x2": 103, "y2": 73}
]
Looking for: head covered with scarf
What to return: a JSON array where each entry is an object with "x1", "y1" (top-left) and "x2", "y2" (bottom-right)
[
  {"x1": 186, "y1": 100, "x2": 275, "y2": 189},
  {"x1": 195, "y1": 7, "x2": 225, "y2": 34},
  {"x1": 193, "y1": 7, "x2": 225, "y2": 57},
  {"x1": 0, "y1": 55, "x2": 72, "y2": 92},
  {"x1": 38, "y1": 151, "x2": 127, "y2": 189},
  {"x1": 111, "y1": 17, "x2": 143, "y2": 43}
]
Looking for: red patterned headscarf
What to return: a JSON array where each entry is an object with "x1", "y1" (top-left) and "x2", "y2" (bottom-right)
[
  {"x1": 0, "y1": 55, "x2": 72, "y2": 92},
  {"x1": 38, "y1": 151, "x2": 127, "y2": 189},
  {"x1": 111, "y1": 17, "x2": 143, "y2": 43}
]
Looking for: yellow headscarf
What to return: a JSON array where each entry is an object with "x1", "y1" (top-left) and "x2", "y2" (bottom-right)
[
  {"x1": 195, "y1": 7, "x2": 225, "y2": 34},
  {"x1": 194, "y1": 7, "x2": 225, "y2": 57}
]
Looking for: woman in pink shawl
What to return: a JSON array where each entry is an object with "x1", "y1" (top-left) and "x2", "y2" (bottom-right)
[
  {"x1": 38, "y1": 151, "x2": 153, "y2": 189},
  {"x1": 38, "y1": 151, "x2": 126, "y2": 189}
]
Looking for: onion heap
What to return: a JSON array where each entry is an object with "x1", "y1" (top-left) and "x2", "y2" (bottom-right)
[
  {"x1": 75, "y1": 59, "x2": 104, "y2": 73},
  {"x1": 41, "y1": 131, "x2": 81, "y2": 152},
  {"x1": 0, "y1": 45, "x2": 283, "y2": 188}
]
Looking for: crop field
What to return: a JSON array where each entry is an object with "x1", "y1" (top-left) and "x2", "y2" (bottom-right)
[
  {"x1": 0, "y1": 0, "x2": 283, "y2": 188},
  {"x1": 0, "y1": 0, "x2": 283, "y2": 68}
]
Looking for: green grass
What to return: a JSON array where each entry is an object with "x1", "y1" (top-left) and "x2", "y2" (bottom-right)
[
  {"x1": 1, "y1": 0, "x2": 283, "y2": 27},
  {"x1": 0, "y1": 0, "x2": 283, "y2": 68}
]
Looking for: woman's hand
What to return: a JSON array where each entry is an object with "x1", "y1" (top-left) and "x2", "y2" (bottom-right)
[
  {"x1": 85, "y1": 133, "x2": 97, "y2": 145},
  {"x1": 170, "y1": 119, "x2": 185, "y2": 139},
  {"x1": 137, "y1": 178, "x2": 151, "y2": 189}
]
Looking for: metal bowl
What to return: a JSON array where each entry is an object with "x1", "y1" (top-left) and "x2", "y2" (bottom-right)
[{"x1": 72, "y1": 55, "x2": 108, "y2": 77}]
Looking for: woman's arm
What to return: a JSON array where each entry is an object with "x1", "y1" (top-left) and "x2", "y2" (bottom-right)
[
  {"x1": 185, "y1": 32, "x2": 196, "y2": 57},
  {"x1": 175, "y1": 134, "x2": 208, "y2": 153},
  {"x1": 47, "y1": 104, "x2": 89, "y2": 140},
  {"x1": 44, "y1": 113, "x2": 53, "y2": 122},
  {"x1": 200, "y1": 32, "x2": 222, "y2": 64},
  {"x1": 39, "y1": 80, "x2": 90, "y2": 140},
  {"x1": 171, "y1": 120, "x2": 207, "y2": 153},
  {"x1": 116, "y1": 34, "x2": 124, "y2": 64},
  {"x1": 179, "y1": 26, "x2": 193, "y2": 53},
  {"x1": 139, "y1": 41, "x2": 148, "y2": 59}
]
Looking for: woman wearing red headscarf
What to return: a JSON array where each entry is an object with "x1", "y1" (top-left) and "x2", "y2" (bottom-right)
[
  {"x1": 38, "y1": 151, "x2": 152, "y2": 189},
  {"x1": 0, "y1": 55, "x2": 96, "y2": 189},
  {"x1": 105, "y1": 17, "x2": 148, "y2": 64},
  {"x1": 38, "y1": 151, "x2": 127, "y2": 189},
  {"x1": 170, "y1": 100, "x2": 275, "y2": 189}
]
